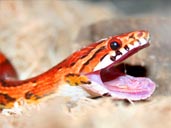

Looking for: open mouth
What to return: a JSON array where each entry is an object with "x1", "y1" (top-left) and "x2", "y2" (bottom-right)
[
  {"x1": 84, "y1": 38, "x2": 156, "y2": 101},
  {"x1": 100, "y1": 66, "x2": 156, "y2": 100}
]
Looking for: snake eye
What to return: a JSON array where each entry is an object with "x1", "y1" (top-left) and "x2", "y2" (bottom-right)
[{"x1": 110, "y1": 41, "x2": 121, "y2": 50}]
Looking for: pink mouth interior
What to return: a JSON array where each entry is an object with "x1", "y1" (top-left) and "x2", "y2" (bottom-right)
[{"x1": 85, "y1": 43, "x2": 156, "y2": 100}]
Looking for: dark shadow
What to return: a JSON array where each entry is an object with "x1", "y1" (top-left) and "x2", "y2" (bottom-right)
[{"x1": 116, "y1": 63, "x2": 148, "y2": 77}]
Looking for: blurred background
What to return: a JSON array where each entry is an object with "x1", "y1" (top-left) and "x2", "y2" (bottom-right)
[
  {"x1": 0, "y1": 1, "x2": 171, "y2": 128},
  {"x1": 0, "y1": 0, "x2": 169, "y2": 78}
]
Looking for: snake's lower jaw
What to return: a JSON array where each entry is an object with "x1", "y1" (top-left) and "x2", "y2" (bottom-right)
[
  {"x1": 103, "y1": 75, "x2": 156, "y2": 101},
  {"x1": 85, "y1": 70, "x2": 156, "y2": 101}
]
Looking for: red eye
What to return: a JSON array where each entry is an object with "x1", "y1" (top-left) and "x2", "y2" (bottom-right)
[{"x1": 110, "y1": 41, "x2": 121, "y2": 50}]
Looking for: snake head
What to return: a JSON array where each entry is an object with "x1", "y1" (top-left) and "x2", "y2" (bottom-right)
[
  {"x1": 83, "y1": 30, "x2": 156, "y2": 101},
  {"x1": 94, "y1": 30, "x2": 150, "y2": 71}
]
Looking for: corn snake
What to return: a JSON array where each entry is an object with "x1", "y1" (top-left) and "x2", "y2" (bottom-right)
[{"x1": 0, "y1": 30, "x2": 156, "y2": 113}]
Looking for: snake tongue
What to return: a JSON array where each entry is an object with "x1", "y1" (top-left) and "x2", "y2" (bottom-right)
[{"x1": 85, "y1": 66, "x2": 156, "y2": 101}]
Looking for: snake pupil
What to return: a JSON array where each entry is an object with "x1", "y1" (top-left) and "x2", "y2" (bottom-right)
[{"x1": 110, "y1": 41, "x2": 121, "y2": 50}]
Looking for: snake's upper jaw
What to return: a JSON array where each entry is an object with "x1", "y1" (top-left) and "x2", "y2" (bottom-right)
[{"x1": 94, "y1": 30, "x2": 150, "y2": 72}]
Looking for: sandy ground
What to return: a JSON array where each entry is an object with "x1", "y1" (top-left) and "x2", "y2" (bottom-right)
[{"x1": 0, "y1": 1, "x2": 171, "y2": 128}]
